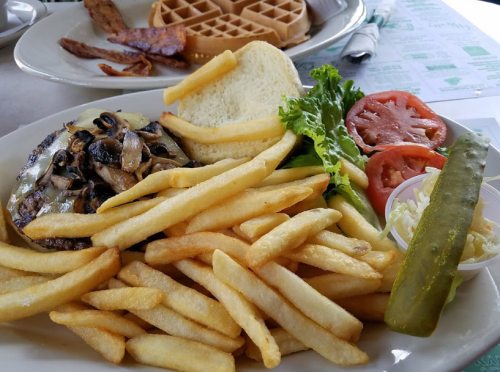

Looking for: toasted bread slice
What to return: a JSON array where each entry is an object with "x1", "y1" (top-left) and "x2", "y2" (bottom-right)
[{"x1": 177, "y1": 41, "x2": 305, "y2": 164}]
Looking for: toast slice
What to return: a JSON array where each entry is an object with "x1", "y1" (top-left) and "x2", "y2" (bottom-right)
[{"x1": 176, "y1": 41, "x2": 305, "y2": 164}]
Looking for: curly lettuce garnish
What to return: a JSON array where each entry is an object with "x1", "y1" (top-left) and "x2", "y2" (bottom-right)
[{"x1": 279, "y1": 65, "x2": 377, "y2": 222}]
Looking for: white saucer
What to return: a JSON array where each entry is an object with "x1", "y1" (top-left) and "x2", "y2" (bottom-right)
[{"x1": 0, "y1": 0, "x2": 46, "y2": 49}]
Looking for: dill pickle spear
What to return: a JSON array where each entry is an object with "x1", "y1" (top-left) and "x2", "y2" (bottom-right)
[{"x1": 385, "y1": 132, "x2": 490, "y2": 337}]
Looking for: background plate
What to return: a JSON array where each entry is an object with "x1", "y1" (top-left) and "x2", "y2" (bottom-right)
[
  {"x1": 0, "y1": 0, "x2": 46, "y2": 49},
  {"x1": 0, "y1": 89, "x2": 499, "y2": 372},
  {"x1": 13, "y1": 0, "x2": 365, "y2": 89}
]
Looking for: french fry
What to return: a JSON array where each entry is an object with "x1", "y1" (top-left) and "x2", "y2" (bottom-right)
[
  {"x1": 145, "y1": 232, "x2": 249, "y2": 266},
  {"x1": 254, "y1": 166, "x2": 326, "y2": 187},
  {"x1": 285, "y1": 244, "x2": 382, "y2": 280},
  {"x1": 236, "y1": 213, "x2": 290, "y2": 242},
  {"x1": 127, "y1": 334, "x2": 236, "y2": 372},
  {"x1": 212, "y1": 250, "x2": 369, "y2": 366},
  {"x1": 109, "y1": 278, "x2": 244, "y2": 353},
  {"x1": 254, "y1": 173, "x2": 330, "y2": 202},
  {"x1": 281, "y1": 195, "x2": 327, "y2": 215},
  {"x1": 49, "y1": 310, "x2": 147, "y2": 338},
  {"x1": 168, "y1": 158, "x2": 250, "y2": 188},
  {"x1": 339, "y1": 158, "x2": 369, "y2": 189},
  {"x1": 334, "y1": 293, "x2": 390, "y2": 323},
  {"x1": 157, "y1": 187, "x2": 187, "y2": 198},
  {"x1": 186, "y1": 186, "x2": 313, "y2": 233},
  {"x1": 246, "y1": 328, "x2": 309, "y2": 362},
  {"x1": 216, "y1": 228, "x2": 246, "y2": 241},
  {"x1": 153, "y1": 263, "x2": 186, "y2": 278},
  {"x1": 23, "y1": 198, "x2": 166, "y2": 239},
  {"x1": 328, "y1": 195, "x2": 402, "y2": 257},
  {"x1": 303, "y1": 273, "x2": 381, "y2": 300},
  {"x1": 55, "y1": 302, "x2": 126, "y2": 364},
  {"x1": 326, "y1": 223, "x2": 343, "y2": 234},
  {"x1": 81, "y1": 287, "x2": 165, "y2": 311},
  {"x1": 0, "y1": 242, "x2": 106, "y2": 274},
  {"x1": 358, "y1": 250, "x2": 396, "y2": 272},
  {"x1": 0, "y1": 264, "x2": 31, "y2": 280},
  {"x1": 123, "y1": 312, "x2": 155, "y2": 331},
  {"x1": 163, "y1": 49, "x2": 237, "y2": 106},
  {"x1": 295, "y1": 263, "x2": 329, "y2": 278},
  {"x1": 97, "y1": 158, "x2": 249, "y2": 213},
  {"x1": 0, "y1": 203, "x2": 9, "y2": 243},
  {"x1": 378, "y1": 258, "x2": 403, "y2": 292},
  {"x1": 92, "y1": 131, "x2": 297, "y2": 250},
  {"x1": 97, "y1": 170, "x2": 175, "y2": 212},
  {"x1": 253, "y1": 261, "x2": 363, "y2": 341},
  {"x1": 173, "y1": 259, "x2": 281, "y2": 368},
  {"x1": 307, "y1": 230, "x2": 371, "y2": 257},
  {"x1": 118, "y1": 261, "x2": 241, "y2": 338},
  {"x1": 246, "y1": 208, "x2": 342, "y2": 268},
  {"x1": 160, "y1": 112, "x2": 284, "y2": 143},
  {"x1": 164, "y1": 221, "x2": 189, "y2": 237},
  {"x1": 120, "y1": 251, "x2": 145, "y2": 266},
  {"x1": 0, "y1": 275, "x2": 51, "y2": 295},
  {"x1": 0, "y1": 247, "x2": 120, "y2": 324},
  {"x1": 196, "y1": 252, "x2": 214, "y2": 266}
]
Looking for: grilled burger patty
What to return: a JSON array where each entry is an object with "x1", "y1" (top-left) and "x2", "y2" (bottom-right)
[{"x1": 7, "y1": 109, "x2": 194, "y2": 251}]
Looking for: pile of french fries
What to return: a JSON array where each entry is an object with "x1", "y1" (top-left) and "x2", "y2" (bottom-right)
[{"x1": 0, "y1": 130, "x2": 403, "y2": 372}]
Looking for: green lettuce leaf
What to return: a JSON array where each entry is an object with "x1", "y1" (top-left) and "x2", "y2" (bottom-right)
[{"x1": 280, "y1": 65, "x2": 370, "y2": 214}]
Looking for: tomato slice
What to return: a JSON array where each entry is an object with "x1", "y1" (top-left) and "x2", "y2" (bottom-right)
[
  {"x1": 346, "y1": 91, "x2": 447, "y2": 153},
  {"x1": 365, "y1": 144, "x2": 447, "y2": 215}
]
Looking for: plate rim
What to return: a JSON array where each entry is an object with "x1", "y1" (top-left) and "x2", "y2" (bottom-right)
[{"x1": 13, "y1": 0, "x2": 366, "y2": 89}]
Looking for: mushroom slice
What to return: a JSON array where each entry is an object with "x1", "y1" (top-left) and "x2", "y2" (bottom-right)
[
  {"x1": 135, "y1": 158, "x2": 152, "y2": 182},
  {"x1": 148, "y1": 142, "x2": 177, "y2": 158},
  {"x1": 150, "y1": 157, "x2": 182, "y2": 173},
  {"x1": 136, "y1": 121, "x2": 163, "y2": 140},
  {"x1": 88, "y1": 138, "x2": 123, "y2": 165},
  {"x1": 67, "y1": 151, "x2": 88, "y2": 182},
  {"x1": 104, "y1": 112, "x2": 131, "y2": 140},
  {"x1": 65, "y1": 123, "x2": 102, "y2": 135},
  {"x1": 50, "y1": 174, "x2": 75, "y2": 190},
  {"x1": 35, "y1": 149, "x2": 67, "y2": 188},
  {"x1": 121, "y1": 130, "x2": 144, "y2": 173},
  {"x1": 69, "y1": 130, "x2": 95, "y2": 153},
  {"x1": 92, "y1": 112, "x2": 131, "y2": 141},
  {"x1": 94, "y1": 162, "x2": 138, "y2": 194}
]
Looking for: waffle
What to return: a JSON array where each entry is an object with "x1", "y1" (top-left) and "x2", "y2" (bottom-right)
[
  {"x1": 148, "y1": 0, "x2": 311, "y2": 63},
  {"x1": 210, "y1": 0, "x2": 261, "y2": 15},
  {"x1": 241, "y1": 0, "x2": 311, "y2": 46},
  {"x1": 148, "y1": 0, "x2": 224, "y2": 28}
]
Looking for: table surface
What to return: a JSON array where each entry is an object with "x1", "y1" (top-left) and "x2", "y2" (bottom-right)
[{"x1": 1, "y1": 1, "x2": 500, "y2": 371}]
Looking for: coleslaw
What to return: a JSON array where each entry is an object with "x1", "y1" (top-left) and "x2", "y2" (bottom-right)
[{"x1": 386, "y1": 167, "x2": 500, "y2": 264}]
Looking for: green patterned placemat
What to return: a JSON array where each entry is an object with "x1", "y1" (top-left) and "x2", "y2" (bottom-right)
[{"x1": 463, "y1": 345, "x2": 500, "y2": 372}]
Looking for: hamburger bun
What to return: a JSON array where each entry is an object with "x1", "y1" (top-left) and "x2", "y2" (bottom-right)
[{"x1": 176, "y1": 41, "x2": 305, "y2": 164}]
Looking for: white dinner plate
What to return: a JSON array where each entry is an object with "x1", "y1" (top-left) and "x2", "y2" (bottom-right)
[
  {"x1": 13, "y1": 0, "x2": 365, "y2": 89},
  {"x1": 0, "y1": 89, "x2": 499, "y2": 372},
  {"x1": 0, "y1": 0, "x2": 46, "y2": 49}
]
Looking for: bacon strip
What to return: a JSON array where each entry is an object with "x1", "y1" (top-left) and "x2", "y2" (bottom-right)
[
  {"x1": 147, "y1": 54, "x2": 190, "y2": 69},
  {"x1": 60, "y1": 38, "x2": 146, "y2": 64},
  {"x1": 107, "y1": 25, "x2": 186, "y2": 57},
  {"x1": 98, "y1": 58, "x2": 152, "y2": 77},
  {"x1": 83, "y1": 0, "x2": 128, "y2": 34}
]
